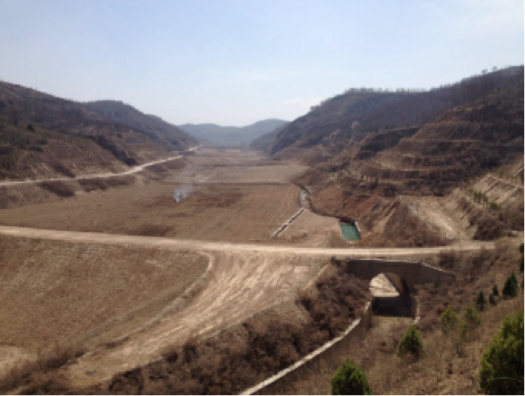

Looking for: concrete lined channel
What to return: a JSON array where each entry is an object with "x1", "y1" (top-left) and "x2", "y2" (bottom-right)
[{"x1": 271, "y1": 208, "x2": 306, "y2": 237}]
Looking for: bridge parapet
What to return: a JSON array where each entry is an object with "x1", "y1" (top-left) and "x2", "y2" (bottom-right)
[{"x1": 341, "y1": 258, "x2": 455, "y2": 294}]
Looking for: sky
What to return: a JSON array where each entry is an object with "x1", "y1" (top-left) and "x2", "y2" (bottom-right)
[{"x1": 0, "y1": 0, "x2": 523, "y2": 126}]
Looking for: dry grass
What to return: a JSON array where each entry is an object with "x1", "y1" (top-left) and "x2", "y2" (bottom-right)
[
  {"x1": 0, "y1": 182, "x2": 301, "y2": 243},
  {"x1": 0, "y1": 237, "x2": 208, "y2": 351}
]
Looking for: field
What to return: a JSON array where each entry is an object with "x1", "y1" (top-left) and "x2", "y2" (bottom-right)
[
  {"x1": 0, "y1": 236, "x2": 207, "y2": 375},
  {"x1": 0, "y1": 150, "x2": 315, "y2": 244}
]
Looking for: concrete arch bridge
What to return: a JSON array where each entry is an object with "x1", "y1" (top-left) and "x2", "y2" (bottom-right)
[{"x1": 337, "y1": 258, "x2": 456, "y2": 317}]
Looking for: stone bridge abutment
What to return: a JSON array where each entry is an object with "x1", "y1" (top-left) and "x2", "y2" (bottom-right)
[{"x1": 338, "y1": 258, "x2": 455, "y2": 316}]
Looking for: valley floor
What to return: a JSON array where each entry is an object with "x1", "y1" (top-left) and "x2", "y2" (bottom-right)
[{"x1": 0, "y1": 148, "x2": 520, "y2": 393}]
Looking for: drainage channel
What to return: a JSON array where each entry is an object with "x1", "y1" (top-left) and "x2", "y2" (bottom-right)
[{"x1": 271, "y1": 208, "x2": 306, "y2": 238}]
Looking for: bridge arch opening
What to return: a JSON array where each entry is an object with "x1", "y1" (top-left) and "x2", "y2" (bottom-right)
[{"x1": 369, "y1": 273, "x2": 412, "y2": 317}]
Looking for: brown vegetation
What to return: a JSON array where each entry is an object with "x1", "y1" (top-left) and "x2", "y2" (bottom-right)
[
  {"x1": 37, "y1": 181, "x2": 75, "y2": 197},
  {"x1": 3, "y1": 260, "x2": 369, "y2": 395},
  {"x1": 0, "y1": 345, "x2": 85, "y2": 394},
  {"x1": 280, "y1": 243, "x2": 524, "y2": 395}
]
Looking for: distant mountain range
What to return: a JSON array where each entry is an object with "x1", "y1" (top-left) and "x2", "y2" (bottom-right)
[{"x1": 179, "y1": 119, "x2": 288, "y2": 147}]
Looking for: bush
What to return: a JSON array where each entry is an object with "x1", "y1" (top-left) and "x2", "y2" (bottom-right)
[
  {"x1": 502, "y1": 273, "x2": 519, "y2": 299},
  {"x1": 479, "y1": 310, "x2": 524, "y2": 395},
  {"x1": 476, "y1": 290, "x2": 487, "y2": 312},
  {"x1": 492, "y1": 284, "x2": 499, "y2": 297},
  {"x1": 397, "y1": 325, "x2": 424, "y2": 358},
  {"x1": 440, "y1": 307, "x2": 459, "y2": 334},
  {"x1": 331, "y1": 358, "x2": 372, "y2": 395},
  {"x1": 461, "y1": 306, "x2": 482, "y2": 339},
  {"x1": 489, "y1": 293, "x2": 497, "y2": 306}
]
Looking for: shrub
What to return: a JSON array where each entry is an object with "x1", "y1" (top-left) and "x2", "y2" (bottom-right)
[
  {"x1": 397, "y1": 325, "x2": 424, "y2": 358},
  {"x1": 489, "y1": 293, "x2": 497, "y2": 306},
  {"x1": 461, "y1": 306, "x2": 482, "y2": 339},
  {"x1": 476, "y1": 290, "x2": 487, "y2": 312},
  {"x1": 331, "y1": 358, "x2": 372, "y2": 395},
  {"x1": 479, "y1": 310, "x2": 524, "y2": 395},
  {"x1": 502, "y1": 273, "x2": 519, "y2": 299},
  {"x1": 492, "y1": 284, "x2": 499, "y2": 297},
  {"x1": 440, "y1": 307, "x2": 459, "y2": 334}
]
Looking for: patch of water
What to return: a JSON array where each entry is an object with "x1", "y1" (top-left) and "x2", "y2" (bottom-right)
[{"x1": 340, "y1": 224, "x2": 360, "y2": 240}]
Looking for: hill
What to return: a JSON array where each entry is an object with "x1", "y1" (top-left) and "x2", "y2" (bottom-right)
[
  {"x1": 270, "y1": 66, "x2": 524, "y2": 164},
  {"x1": 179, "y1": 119, "x2": 288, "y2": 147},
  {"x1": 288, "y1": 66, "x2": 524, "y2": 247},
  {"x1": 84, "y1": 100, "x2": 198, "y2": 151},
  {"x1": 249, "y1": 122, "x2": 289, "y2": 153},
  {"x1": 0, "y1": 82, "x2": 195, "y2": 180}
]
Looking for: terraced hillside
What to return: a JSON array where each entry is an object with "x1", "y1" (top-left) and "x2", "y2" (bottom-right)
[{"x1": 289, "y1": 69, "x2": 524, "y2": 247}]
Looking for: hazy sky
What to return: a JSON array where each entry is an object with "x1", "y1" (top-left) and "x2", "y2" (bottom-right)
[{"x1": 1, "y1": 0, "x2": 523, "y2": 126}]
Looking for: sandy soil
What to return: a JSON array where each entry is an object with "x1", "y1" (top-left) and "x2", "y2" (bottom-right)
[
  {"x1": 369, "y1": 274, "x2": 399, "y2": 297},
  {"x1": 402, "y1": 196, "x2": 471, "y2": 242},
  {"x1": 277, "y1": 210, "x2": 343, "y2": 247}
]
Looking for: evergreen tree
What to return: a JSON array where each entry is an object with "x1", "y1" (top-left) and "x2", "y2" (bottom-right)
[
  {"x1": 476, "y1": 290, "x2": 487, "y2": 312},
  {"x1": 502, "y1": 273, "x2": 519, "y2": 298},
  {"x1": 397, "y1": 325, "x2": 424, "y2": 358},
  {"x1": 479, "y1": 310, "x2": 524, "y2": 394},
  {"x1": 440, "y1": 306, "x2": 459, "y2": 334},
  {"x1": 331, "y1": 359, "x2": 372, "y2": 395}
]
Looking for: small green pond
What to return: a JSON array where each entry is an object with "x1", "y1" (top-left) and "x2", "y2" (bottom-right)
[{"x1": 340, "y1": 224, "x2": 360, "y2": 241}]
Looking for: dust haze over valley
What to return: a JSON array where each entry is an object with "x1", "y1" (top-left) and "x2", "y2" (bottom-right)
[{"x1": 0, "y1": 1, "x2": 524, "y2": 394}]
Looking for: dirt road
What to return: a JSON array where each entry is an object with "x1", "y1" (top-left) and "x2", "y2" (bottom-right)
[
  {"x1": 0, "y1": 226, "x2": 494, "y2": 257},
  {"x1": 0, "y1": 155, "x2": 184, "y2": 187}
]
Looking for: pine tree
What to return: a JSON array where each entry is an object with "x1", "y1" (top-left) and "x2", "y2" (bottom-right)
[
  {"x1": 503, "y1": 273, "x2": 519, "y2": 298},
  {"x1": 331, "y1": 359, "x2": 372, "y2": 395},
  {"x1": 397, "y1": 325, "x2": 424, "y2": 358},
  {"x1": 476, "y1": 290, "x2": 487, "y2": 312}
]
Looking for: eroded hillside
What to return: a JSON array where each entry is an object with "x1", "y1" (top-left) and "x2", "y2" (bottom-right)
[
  {"x1": 290, "y1": 68, "x2": 524, "y2": 247},
  {"x1": 0, "y1": 82, "x2": 195, "y2": 180}
]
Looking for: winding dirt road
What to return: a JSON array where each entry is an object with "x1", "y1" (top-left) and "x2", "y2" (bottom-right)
[{"x1": 0, "y1": 155, "x2": 184, "y2": 187}]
